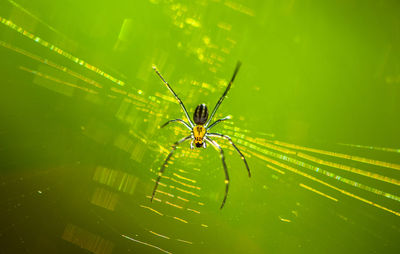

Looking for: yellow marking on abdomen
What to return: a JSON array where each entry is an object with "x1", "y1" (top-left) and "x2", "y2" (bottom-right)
[{"x1": 193, "y1": 125, "x2": 206, "y2": 141}]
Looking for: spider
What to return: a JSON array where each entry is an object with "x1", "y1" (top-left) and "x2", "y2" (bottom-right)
[{"x1": 151, "y1": 62, "x2": 251, "y2": 209}]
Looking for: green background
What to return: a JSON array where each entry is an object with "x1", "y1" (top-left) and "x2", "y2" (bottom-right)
[{"x1": 0, "y1": 0, "x2": 399, "y2": 253}]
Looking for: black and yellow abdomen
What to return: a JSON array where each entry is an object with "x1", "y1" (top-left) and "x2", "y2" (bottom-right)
[{"x1": 193, "y1": 104, "x2": 209, "y2": 125}]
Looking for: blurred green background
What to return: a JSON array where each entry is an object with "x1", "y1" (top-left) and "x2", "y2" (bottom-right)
[{"x1": 0, "y1": 0, "x2": 399, "y2": 253}]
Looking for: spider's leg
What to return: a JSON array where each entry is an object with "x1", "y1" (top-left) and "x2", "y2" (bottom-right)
[
  {"x1": 206, "y1": 137, "x2": 229, "y2": 209},
  {"x1": 205, "y1": 61, "x2": 241, "y2": 128},
  {"x1": 151, "y1": 135, "x2": 192, "y2": 202},
  {"x1": 206, "y1": 115, "x2": 231, "y2": 131},
  {"x1": 152, "y1": 65, "x2": 194, "y2": 127},
  {"x1": 207, "y1": 133, "x2": 251, "y2": 177},
  {"x1": 161, "y1": 119, "x2": 192, "y2": 130}
]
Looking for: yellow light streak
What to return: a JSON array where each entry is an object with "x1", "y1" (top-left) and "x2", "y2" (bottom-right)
[
  {"x1": 274, "y1": 140, "x2": 400, "y2": 171},
  {"x1": 266, "y1": 164, "x2": 285, "y2": 174},
  {"x1": 178, "y1": 169, "x2": 189, "y2": 174},
  {"x1": 121, "y1": 234, "x2": 171, "y2": 254},
  {"x1": 156, "y1": 189, "x2": 174, "y2": 197},
  {"x1": 146, "y1": 195, "x2": 161, "y2": 202},
  {"x1": 299, "y1": 183, "x2": 338, "y2": 202},
  {"x1": 173, "y1": 173, "x2": 197, "y2": 183},
  {"x1": 173, "y1": 217, "x2": 188, "y2": 223},
  {"x1": 127, "y1": 91, "x2": 151, "y2": 105},
  {"x1": 139, "y1": 205, "x2": 164, "y2": 216},
  {"x1": 224, "y1": 0, "x2": 255, "y2": 16},
  {"x1": 155, "y1": 92, "x2": 176, "y2": 104},
  {"x1": 117, "y1": 97, "x2": 146, "y2": 108},
  {"x1": 20, "y1": 66, "x2": 98, "y2": 94},
  {"x1": 249, "y1": 150, "x2": 400, "y2": 217},
  {"x1": 241, "y1": 136, "x2": 400, "y2": 203},
  {"x1": 177, "y1": 239, "x2": 193, "y2": 244},
  {"x1": 151, "y1": 179, "x2": 167, "y2": 187},
  {"x1": 165, "y1": 201, "x2": 183, "y2": 209},
  {"x1": 93, "y1": 166, "x2": 138, "y2": 194},
  {"x1": 185, "y1": 17, "x2": 201, "y2": 27},
  {"x1": 7, "y1": 0, "x2": 69, "y2": 39},
  {"x1": 175, "y1": 187, "x2": 200, "y2": 197},
  {"x1": 177, "y1": 196, "x2": 189, "y2": 202},
  {"x1": 244, "y1": 136, "x2": 295, "y2": 155},
  {"x1": 170, "y1": 177, "x2": 201, "y2": 190},
  {"x1": 187, "y1": 208, "x2": 200, "y2": 214},
  {"x1": 0, "y1": 16, "x2": 125, "y2": 86},
  {"x1": 279, "y1": 217, "x2": 291, "y2": 223},
  {"x1": 297, "y1": 152, "x2": 400, "y2": 186},
  {"x1": 149, "y1": 230, "x2": 170, "y2": 239},
  {"x1": 0, "y1": 41, "x2": 103, "y2": 89},
  {"x1": 338, "y1": 142, "x2": 400, "y2": 153},
  {"x1": 158, "y1": 144, "x2": 171, "y2": 154}
]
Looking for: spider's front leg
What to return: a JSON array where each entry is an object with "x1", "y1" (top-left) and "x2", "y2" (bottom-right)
[
  {"x1": 152, "y1": 65, "x2": 195, "y2": 127},
  {"x1": 205, "y1": 61, "x2": 241, "y2": 127}
]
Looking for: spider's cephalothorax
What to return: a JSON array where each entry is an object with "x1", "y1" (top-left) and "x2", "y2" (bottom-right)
[{"x1": 151, "y1": 62, "x2": 251, "y2": 209}]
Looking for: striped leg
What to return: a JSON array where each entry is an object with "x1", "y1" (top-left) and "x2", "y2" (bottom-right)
[
  {"x1": 152, "y1": 65, "x2": 194, "y2": 127},
  {"x1": 151, "y1": 135, "x2": 192, "y2": 202},
  {"x1": 206, "y1": 115, "x2": 231, "y2": 131},
  {"x1": 206, "y1": 137, "x2": 229, "y2": 209},
  {"x1": 161, "y1": 119, "x2": 192, "y2": 130},
  {"x1": 205, "y1": 61, "x2": 241, "y2": 127},
  {"x1": 207, "y1": 133, "x2": 251, "y2": 177}
]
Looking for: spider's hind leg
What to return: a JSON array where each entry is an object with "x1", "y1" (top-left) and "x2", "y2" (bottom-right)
[
  {"x1": 206, "y1": 137, "x2": 229, "y2": 209},
  {"x1": 207, "y1": 133, "x2": 251, "y2": 177},
  {"x1": 151, "y1": 135, "x2": 192, "y2": 202}
]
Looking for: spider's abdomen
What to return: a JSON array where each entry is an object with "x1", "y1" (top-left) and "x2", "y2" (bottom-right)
[{"x1": 193, "y1": 104, "x2": 209, "y2": 125}]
